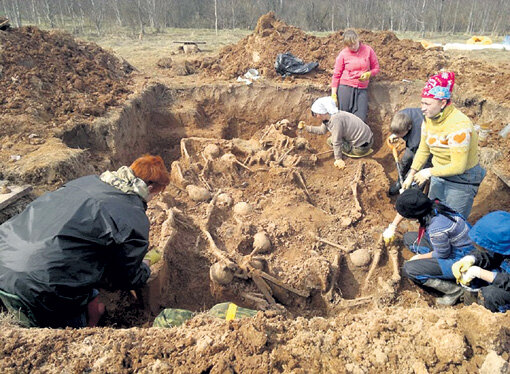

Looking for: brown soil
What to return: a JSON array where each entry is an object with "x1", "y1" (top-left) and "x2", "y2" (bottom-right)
[
  {"x1": 197, "y1": 12, "x2": 509, "y2": 104},
  {"x1": 1, "y1": 14, "x2": 510, "y2": 374},
  {"x1": 0, "y1": 26, "x2": 134, "y2": 187}
]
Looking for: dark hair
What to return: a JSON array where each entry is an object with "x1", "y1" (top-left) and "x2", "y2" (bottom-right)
[{"x1": 396, "y1": 189, "x2": 459, "y2": 227}]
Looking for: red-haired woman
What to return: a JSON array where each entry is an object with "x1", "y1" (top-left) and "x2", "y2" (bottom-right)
[{"x1": 0, "y1": 155, "x2": 169, "y2": 328}]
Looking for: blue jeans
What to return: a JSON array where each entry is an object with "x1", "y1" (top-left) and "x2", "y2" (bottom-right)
[{"x1": 428, "y1": 164, "x2": 486, "y2": 218}]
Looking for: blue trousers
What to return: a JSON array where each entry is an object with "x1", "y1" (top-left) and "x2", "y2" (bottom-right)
[
  {"x1": 428, "y1": 164, "x2": 486, "y2": 218},
  {"x1": 402, "y1": 232, "x2": 470, "y2": 282}
]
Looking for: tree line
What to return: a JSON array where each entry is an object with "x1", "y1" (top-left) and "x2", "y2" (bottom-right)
[{"x1": 2, "y1": 0, "x2": 509, "y2": 36}]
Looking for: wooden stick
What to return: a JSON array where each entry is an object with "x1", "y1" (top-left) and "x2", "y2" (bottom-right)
[
  {"x1": 235, "y1": 159, "x2": 253, "y2": 172},
  {"x1": 204, "y1": 190, "x2": 221, "y2": 230},
  {"x1": 180, "y1": 139, "x2": 190, "y2": 160},
  {"x1": 325, "y1": 253, "x2": 343, "y2": 301},
  {"x1": 252, "y1": 274, "x2": 276, "y2": 305},
  {"x1": 259, "y1": 124, "x2": 275, "y2": 143},
  {"x1": 363, "y1": 235, "x2": 384, "y2": 291},
  {"x1": 350, "y1": 163, "x2": 364, "y2": 214},
  {"x1": 255, "y1": 269, "x2": 310, "y2": 298},
  {"x1": 308, "y1": 231, "x2": 353, "y2": 253},
  {"x1": 338, "y1": 296, "x2": 373, "y2": 308},
  {"x1": 389, "y1": 248, "x2": 401, "y2": 283}
]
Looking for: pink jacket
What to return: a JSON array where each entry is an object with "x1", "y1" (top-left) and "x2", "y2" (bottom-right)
[{"x1": 331, "y1": 43, "x2": 380, "y2": 90}]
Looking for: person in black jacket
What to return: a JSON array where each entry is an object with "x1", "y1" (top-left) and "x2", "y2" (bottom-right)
[
  {"x1": 452, "y1": 210, "x2": 510, "y2": 312},
  {"x1": 0, "y1": 155, "x2": 169, "y2": 327},
  {"x1": 387, "y1": 108, "x2": 432, "y2": 195}
]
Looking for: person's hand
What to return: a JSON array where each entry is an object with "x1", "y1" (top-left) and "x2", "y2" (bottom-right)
[
  {"x1": 452, "y1": 255, "x2": 476, "y2": 283},
  {"x1": 388, "y1": 134, "x2": 399, "y2": 144},
  {"x1": 413, "y1": 168, "x2": 432, "y2": 186},
  {"x1": 383, "y1": 223, "x2": 397, "y2": 244},
  {"x1": 401, "y1": 173, "x2": 414, "y2": 190},
  {"x1": 144, "y1": 249, "x2": 162, "y2": 266},
  {"x1": 298, "y1": 121, "x2": 306, "y2": 130},
  {"x1": 459, "y1": 266, "x2": 482, "y2": 286},
  {"x1": 359, "y1": 71, "x2": 371, "y2": 81},
  {"x1": 334, "y1": 159, "x2": 345, "y2": 169},
  {"x1": 331, "y1": 93, "x2": 338, "y2": 104}
]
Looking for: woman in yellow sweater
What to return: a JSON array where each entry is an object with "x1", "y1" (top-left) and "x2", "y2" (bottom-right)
[{"x1": 383, "y1": 72, "x2": 485, "y2": 243}]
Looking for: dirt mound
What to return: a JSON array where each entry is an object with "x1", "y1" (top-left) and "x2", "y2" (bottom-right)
[
  {"x1": 0, "y1": 26, "x2": 135, "y2": 185},
  {"x1": 1, "y1": 304, "x2": 509, "y2": 372},
  {"x1": 200, "y1": 12, "x2": 509, "y2": 103},
  {"x1": 203, "y1": 12, "x2": 446, "y2": 82},
  {"x1": 0, "y1": 26, "x2": 133, "y2": 128}
]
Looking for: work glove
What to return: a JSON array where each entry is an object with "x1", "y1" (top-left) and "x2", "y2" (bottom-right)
[
  {"x1": 413, "y1": 168, "x2": 432, "y2": 186},
  {"x1": 452, "y1": 255, "x2": 476, "y2": 283},
  {"x1": 298, "y1": 121, "x2": 306, "y2": 130},
  {"x1": 331, "y1": 93, "x2": 338, "y2": 104},
  {"x1": 409, "y1": 254, "x2": 421, "y2": 261},
  {"x1": 459, "y1": 266, "x2": 482, "y2": 286},
  {"x1": 359, "y1": 71, "x2": 371, "y2": 81},
  {"x1": 144, "y1": 249, "x2": 162, "y2": 266},
  {"x1": 388, "y1": 134, "x2": 399, "y2": 144},
  {"x1": 334, "y1": 159, "x2": 345, "y2": 170},
  {"x1": 383, "y1": 223, "x2": 397, "y2": 244},
  {"x1": 401, "y1": 173, "x2": 414, "y2": 190}
]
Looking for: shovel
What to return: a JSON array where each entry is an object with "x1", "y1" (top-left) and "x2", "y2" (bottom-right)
[{"x1": 386, "y1": 138, "x2": 404, "y2": 187}]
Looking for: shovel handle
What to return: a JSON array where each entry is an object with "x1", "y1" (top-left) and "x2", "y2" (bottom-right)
[{"x1": 386, "y1": 138, "x2": 399, "y2": 162}]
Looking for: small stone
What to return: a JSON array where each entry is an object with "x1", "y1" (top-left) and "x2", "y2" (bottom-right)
[
  {"x1": 216, "y1": 193, "x2": 233, "y2": 208},
  {"x1": 204, "y1": 144, "x2": 221, "y2": 159},
  {"x1": 233, "y1": 202, "x2": 252, "y2": 216},
  {"x1": 480, "y1": 351, "x2": 509, "y2": 374},
  {"x1": 350, "y1": 248, "x2": 371, "y2": 267},
  {"x1": 253, "y1": 231, "x2": 271, "y2": 253},
  {"x1": 186, "y1": 185, "x2": 211, "y2": 202}
]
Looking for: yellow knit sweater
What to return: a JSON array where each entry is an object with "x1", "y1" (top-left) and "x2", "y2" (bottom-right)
[{"x1": 411, "y1": 105, "x2": 479, "y2": 177}]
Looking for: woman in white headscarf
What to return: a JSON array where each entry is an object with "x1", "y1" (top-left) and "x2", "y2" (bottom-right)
[{"x1": 298, "y1": 96, "x2": 373, "y2": 169}]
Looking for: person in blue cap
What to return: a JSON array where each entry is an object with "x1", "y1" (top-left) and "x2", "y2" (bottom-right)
[{"x1": 452, "y1": 210, "x2": 510, "y2": 312}]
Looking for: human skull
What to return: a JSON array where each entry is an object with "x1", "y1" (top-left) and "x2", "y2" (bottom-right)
[{"x1": 209, "y1": 262, "x2": 234, "y2": 285}]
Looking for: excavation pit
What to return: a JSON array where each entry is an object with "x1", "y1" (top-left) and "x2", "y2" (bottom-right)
[{"x1": 69, "y1": 81, "x2": 510, "y2": 328}]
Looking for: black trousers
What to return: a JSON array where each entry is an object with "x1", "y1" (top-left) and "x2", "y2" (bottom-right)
[{"x1": 337, "y1": 85, "x2": 368, "y2": 122}]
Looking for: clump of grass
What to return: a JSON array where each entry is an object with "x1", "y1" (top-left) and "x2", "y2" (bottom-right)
[{"x1": 0, "y1": 310, "x2": 22, "y2": 327}]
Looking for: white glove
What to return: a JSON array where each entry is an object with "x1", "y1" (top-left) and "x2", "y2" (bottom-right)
[
  {"x1": 409, "y1": 254, "x2": 421, "y2": 261},
  {"x1": 383, "y1": 223, "x2": 397, "y2": 244},
  {"x1": 401, "y1": 173, "x2": 414, "y2": 190},
  {"x1": 334, "y1": 159, "x2": 345, "y2": 170},
  {"x1": 459, "y1": 266, "x2": 482, "y2": 286},
  {"x1": 452, "y1": 255, "x2": 476, "y2": 282},
  {"x1": 413, "y1": 168, "x2": 432, "y2": 186},
  {"x1": 388, "y1": 134, "x2": 399, "y2": 144}
]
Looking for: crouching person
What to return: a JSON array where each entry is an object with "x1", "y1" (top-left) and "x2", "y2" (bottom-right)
[
  {"x1": 0, "y1": 155, "x2": 169, "y2": 327},
  {"x1": 452, "y1": 211, "x2": 510, "y2": 312},
  {"x1": 299, "y1": 96, "x2": 373, "y2": 170},
  {"x1": 397, "y1": 189, "x2": 473, "y2": 306}
]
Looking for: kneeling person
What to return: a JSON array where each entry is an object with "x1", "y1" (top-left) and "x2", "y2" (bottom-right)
[
  {"x1": 452, "y1": 211, "x2": 510, "y2": 313},
  {"x1": 299, "y1": 96, "x2": 373, "y2": 169},
  {"x1": 388, "y1": 108, "x2": 432, "y2": 195},
  {"x1": 0, "y1": 155, "x2": 170, "y2": 328},
  {"x1": 397, "y1": 189, "x2": 473, "y2": 306}
]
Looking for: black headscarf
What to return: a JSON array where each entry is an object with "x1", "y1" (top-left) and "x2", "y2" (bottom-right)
[{"x1": 396, "y1": 189, "x2": 457, "y2": 227}]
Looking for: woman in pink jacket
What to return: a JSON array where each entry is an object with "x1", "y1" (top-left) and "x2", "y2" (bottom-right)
[{"x1": 330, "y1": 29, "x2": 380, "y2": 122}]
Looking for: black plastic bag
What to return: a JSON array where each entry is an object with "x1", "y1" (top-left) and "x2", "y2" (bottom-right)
[{"x1": 274, "y1": 52, "x2": 318, "y2": 76}]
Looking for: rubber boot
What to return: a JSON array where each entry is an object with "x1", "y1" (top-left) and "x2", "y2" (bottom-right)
[
  {"x1": 388, "y1": 181, "x2": 401, "y2": 196},
  {"x1": 423, "y1": 278, "x2": 464, "y2": 306}
]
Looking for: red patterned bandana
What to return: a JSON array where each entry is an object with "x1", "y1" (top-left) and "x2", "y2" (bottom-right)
[{"x1": 421, "y1": 71, "x2": 455, "y2": 100}]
